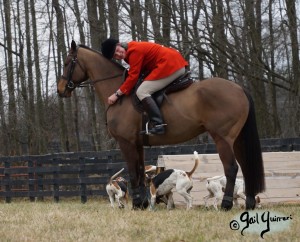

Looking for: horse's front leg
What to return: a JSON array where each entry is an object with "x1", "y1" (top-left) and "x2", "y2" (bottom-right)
[{"x1": 118, "y1": 138, "x2": 148, "y2": 209}]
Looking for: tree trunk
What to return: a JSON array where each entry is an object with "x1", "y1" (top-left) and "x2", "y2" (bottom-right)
[
  {"x1": 244, "y1": 0, "x2": 271, "y2": 137},
  {"x1": 53, "y1": 0, "x2": 69, "y2": 152},
  {"x1": 107, "y1": 0, "x2": 119, "y2": 39},
  {"x1": 286, "y1": 0, "x2": 300, "y2": 136},
  {"x1": 4, "y1": 0, "x2": 18, "y2": 155},
  {"x1": 30, "y1": 0, "x2": 47, "y2": 154},
  {"x1": 267, "y1": 0, "x2": 281, "y2": 136},
  {"x1": 161, "y1": 0, "x2": 171, "y2": 45},
  {"x1": 15, "y1": 0, "x2": 29, "y2": 154},
  {"x1": 23, "y1": 0, "x2": 36, "y2": 153},
  {"x1": 70, "y1": 0, "x2": 85, "y2": 151},
  {"x1": 0, "y1": 74, "x2": 9, "y2": 155},
  {"x1": 146, "y1": 0, "x2": 163, "y2": 42},
  {"x1": 211, "y1": 0, "x2": 228, "y2": 79}
]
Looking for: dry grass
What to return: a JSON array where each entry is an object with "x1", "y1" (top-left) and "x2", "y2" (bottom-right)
[{"x1": 0, "y1": 198, "x2": 299, "y2": 242}]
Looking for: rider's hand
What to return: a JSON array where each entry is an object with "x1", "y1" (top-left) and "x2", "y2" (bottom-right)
[{"x1": 108, "y1": 93, "x2": 119, "y2": 105}]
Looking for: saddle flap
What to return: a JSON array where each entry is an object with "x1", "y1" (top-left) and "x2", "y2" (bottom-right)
[{"x1": 132, "y1": 71, "x2": 194, "y2": 113}]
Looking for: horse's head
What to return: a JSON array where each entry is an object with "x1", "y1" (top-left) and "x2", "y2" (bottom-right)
[{"x1": 57, "y1": 40, "x2": 88, "y2": 97}]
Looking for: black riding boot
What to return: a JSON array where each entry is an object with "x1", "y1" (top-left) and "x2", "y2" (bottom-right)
[{"x1": 141, "y1": 96, "x2": 166, "y2": 135}]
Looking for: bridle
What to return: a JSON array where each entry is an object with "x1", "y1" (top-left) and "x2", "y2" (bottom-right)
[
  {"x1": 60, "y1": 49, "x2": 84, "y2": 96},
  {"x1": 60, "y1": 47, "x2": 124, "y2": 95}
]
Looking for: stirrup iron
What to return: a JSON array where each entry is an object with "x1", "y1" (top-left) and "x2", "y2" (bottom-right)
[{"x1": 140, "y1": 122, "x2": 167, "y2": 135}]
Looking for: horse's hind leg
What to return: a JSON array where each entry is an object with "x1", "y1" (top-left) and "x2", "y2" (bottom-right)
[{"x1": 213, "y1": 135, "x2": 238, "y2": 211}]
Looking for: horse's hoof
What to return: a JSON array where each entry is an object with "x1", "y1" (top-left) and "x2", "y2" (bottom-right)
[
  {"x1": 142, "y1": 199, "x2": 149, "y2": 209},
  {"x1": 132, "y1": 199, "x2": 148, "y2": 210},
  {"x1": 131, "y1": 186, "x2": 149, "y2": 210},
  {"x1": 246, "y1": 196, "x2": 256, "y2": 210},
  {"x1": 221, "y1": 200, "x2": 233, "y2": 211}
]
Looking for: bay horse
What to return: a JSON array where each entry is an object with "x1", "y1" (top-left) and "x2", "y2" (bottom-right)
[{"x1": 57, "y1": 40, "x2": 265, "y2": 210}]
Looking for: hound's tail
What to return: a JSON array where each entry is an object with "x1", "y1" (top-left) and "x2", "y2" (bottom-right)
[
  {"x1": 145, "y1": 165, "x2": 157, "y2": 173},
  {"x1": 186, "y1": 151, "x2": 200, "y2": 178},
  {"x1": 109, "y1": 168, "x2": 124, "y2": 183},
  {"x1": 206, "y1": 175, "x2": 224, "y2": 182}
]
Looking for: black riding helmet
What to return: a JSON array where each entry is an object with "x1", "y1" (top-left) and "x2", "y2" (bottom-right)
[{"x1": 101, "y1": 38, "x2": 119, "y2": 59}]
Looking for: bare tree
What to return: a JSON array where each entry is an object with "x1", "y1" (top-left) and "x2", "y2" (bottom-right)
[
  {"x1": 4, "y1": 0, "x2": 18, "y2": 155},
  {"x1": 161, "y1": 0, "x2": 171, "y2": 45},
  {"x1": 210, "y1": 0, "x2": 228, "y2": 79},
  {"x1": 0, "y1": 74, "x2": 9, "y2": 154},
  {"x1": 23, "y1": 0, "x2": 37, "y2": 153},
  {"x1": 286, "y1": 0, "x2": 300, "y2": 136},
  {"x1": 15, "y1": 0, "x2": 30, "y2": 154},
  {"x1": 30, "y1": 0, "x2": 47, "y2": 153},
  {"x1": 107, "y1": 0, "x2": 119, "y2": 38},
  {"x1": 53, "y1": 0, "x2": 70, "y2": 152},
  {"x1": 146, "y1": 0, "x2": 163, "y2": 42}
]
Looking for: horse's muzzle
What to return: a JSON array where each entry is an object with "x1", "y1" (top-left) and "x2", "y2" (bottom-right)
[{"x1": 57, "y1": 89, "x2": 71, "y2": 98}]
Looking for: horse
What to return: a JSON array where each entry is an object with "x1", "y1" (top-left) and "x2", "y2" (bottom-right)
[{"x1": 57, "y1": 40, "x2": 265, "y2": 210}]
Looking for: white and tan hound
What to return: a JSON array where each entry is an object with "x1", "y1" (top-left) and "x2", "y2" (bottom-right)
[
  {"x1": 148, "y1": 151, "x2": 200, "y2": 210},
  {"x1": 106, "y1": 168, "x2": 129, "y2": 208},
  {"x1": 204, "y1": 175, "x2": 261, "y2": 210}
]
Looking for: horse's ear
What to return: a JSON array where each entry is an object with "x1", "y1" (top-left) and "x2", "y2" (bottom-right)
[{"x1": 71, "y1": 40, "x2": 76, "y2": 51}]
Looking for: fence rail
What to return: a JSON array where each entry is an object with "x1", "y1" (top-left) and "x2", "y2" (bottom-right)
[
  {"x1": 0, "y1": 151, "x2": 143, "y2": 203},
  {"x1": 0, "y1": 138, "x2": 299, "y2": 203}
]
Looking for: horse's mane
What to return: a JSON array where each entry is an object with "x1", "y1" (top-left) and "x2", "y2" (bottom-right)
[
  {"x1": 78, "y1": 44, "x2": 101, "y2": 54},
  {"x1": 78, "y1": 44, "x2": 125, "y2": 71}
]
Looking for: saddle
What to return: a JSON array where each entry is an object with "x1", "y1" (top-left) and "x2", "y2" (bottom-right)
[{"x1": 132, "y1": 71, "x2": 194, "y2": 113}]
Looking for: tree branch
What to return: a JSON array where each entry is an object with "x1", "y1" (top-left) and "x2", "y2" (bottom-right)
[{"x1": 0, "y1": 42, "x2": 20, "y2": 57}]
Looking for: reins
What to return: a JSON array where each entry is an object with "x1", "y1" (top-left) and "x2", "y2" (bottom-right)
[
  {"x1": 62, "y1": 45, "x2": 126, "y2": 90},
  {"x1": 62, "y1": 45, "x2": 127, "y2": 125},
  {"x1": 78, "y1": 73, "x2": 124, "y2": 88}
]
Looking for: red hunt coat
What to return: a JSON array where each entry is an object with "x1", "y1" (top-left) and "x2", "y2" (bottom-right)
[{"x1": 120, "y1": 41, "x2": 188, "y2": 95}]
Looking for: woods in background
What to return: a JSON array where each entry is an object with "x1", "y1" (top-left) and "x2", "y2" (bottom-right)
[{"x1": 0, "y1": 0, "x2": 299, "y2": 155}]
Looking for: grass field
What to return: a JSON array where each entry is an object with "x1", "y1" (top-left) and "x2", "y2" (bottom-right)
[{"x1": 0, "y1": 199, "x2": 299, "y2": 242}]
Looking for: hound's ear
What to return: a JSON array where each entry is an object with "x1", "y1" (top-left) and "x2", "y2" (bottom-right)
[{"x1": 71, "y1": 40, "x2": 77, "y2": 51}]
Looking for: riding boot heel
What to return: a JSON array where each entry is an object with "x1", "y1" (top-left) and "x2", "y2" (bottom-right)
[{"x1": 140, "y1": 97, "x2": 166, "y2": 135}]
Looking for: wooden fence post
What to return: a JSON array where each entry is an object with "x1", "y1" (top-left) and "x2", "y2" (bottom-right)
[
  {"x1": 79, "y1": 157, "x2": 87, "y2": 203},
  {"x1": 4, "y1": 160, "x2": 11, "y2": 203},
  {"x1": 36, "y1": 157, "x2": 44, "y2": 201},
  {"x1": 53, "y1": 158, "x2": 59, "y2": 202},
  {"x1": 28, "y1": 159, "x2": 35, "y2": 202}
]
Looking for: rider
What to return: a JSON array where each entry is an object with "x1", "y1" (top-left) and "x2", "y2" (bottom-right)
[{"x1": 101, "y1": 38, "x2": 188, "y2": 135}]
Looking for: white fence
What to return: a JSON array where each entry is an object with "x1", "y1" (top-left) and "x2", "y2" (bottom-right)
[{"x1": 158, "y1": 152, "x2": 300, "y2": 207}]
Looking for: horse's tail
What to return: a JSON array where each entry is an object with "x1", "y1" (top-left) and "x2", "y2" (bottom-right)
[{"x1": 238, "y1": 90, "x2": 265, "y2": 196}]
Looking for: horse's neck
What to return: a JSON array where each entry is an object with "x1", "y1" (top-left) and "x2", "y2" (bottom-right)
[
  {"x1": 81, "y1": 48, "x2": 124, "y2": 102},
  {"x1": 93, "y1": 77, "x2": 123, "y2": 104}
]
